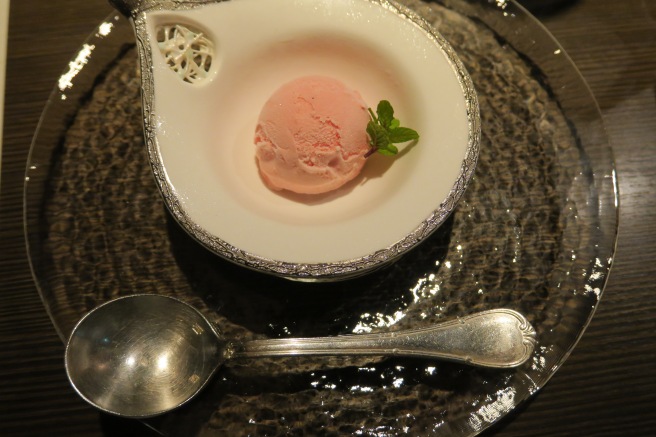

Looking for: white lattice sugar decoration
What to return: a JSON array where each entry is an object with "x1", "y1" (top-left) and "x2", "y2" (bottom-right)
[{"x1": 156, "y1": 24, "x2": 213, "y2": 84}]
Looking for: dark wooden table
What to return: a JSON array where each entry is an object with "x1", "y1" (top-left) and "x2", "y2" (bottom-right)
[{"x1": 2, "y1": 1, "x2": 654, "y2": 435}]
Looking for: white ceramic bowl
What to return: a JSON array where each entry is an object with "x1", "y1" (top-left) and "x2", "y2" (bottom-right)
[{"x1": 125, "y1": 0, "x2": 480, "y2": 281}]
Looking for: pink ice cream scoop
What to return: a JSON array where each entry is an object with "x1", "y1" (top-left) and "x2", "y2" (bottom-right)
[{"x1": 254, "y1": 76, "x2": 371, "y2": 195}]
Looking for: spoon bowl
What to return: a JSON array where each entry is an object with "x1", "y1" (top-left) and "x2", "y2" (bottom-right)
[
  {"x1": 65, "y1": 295, "x2": 228, "y2": 417},
  {"x1": 66, "y1": 294, "x2": 537, "y2": 418}
]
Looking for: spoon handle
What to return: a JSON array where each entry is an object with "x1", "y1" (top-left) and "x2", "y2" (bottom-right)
[{"x1": 236, "y1": 309, "x2": 537, "y2": 368}]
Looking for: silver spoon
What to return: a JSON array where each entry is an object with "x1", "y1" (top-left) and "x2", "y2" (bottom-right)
[{"x1": 65, "y1": 294, "x2": 537, "y2": 418}]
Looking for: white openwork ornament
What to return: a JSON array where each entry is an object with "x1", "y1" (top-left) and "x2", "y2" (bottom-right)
[{"x1": 156, "y1": 24, "x2": 213, "y2": 83}]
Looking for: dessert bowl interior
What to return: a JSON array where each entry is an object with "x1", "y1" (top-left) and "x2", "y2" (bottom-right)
[{"x1": 136, "y1": 0, "x2": 479, "y2": 279}]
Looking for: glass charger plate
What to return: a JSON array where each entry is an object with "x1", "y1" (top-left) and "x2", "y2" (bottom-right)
[{"x1": 24, "y1": 0, "x2": 618, "y2": 435}]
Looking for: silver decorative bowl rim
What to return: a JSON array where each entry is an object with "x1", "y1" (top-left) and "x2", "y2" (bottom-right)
[{"x1": 128, "y1": 0, "x2": 481, "y2": 281}]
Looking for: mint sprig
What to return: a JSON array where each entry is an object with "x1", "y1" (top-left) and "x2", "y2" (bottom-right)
[{"x1": 365, "y1": 100, "x2": 419, "y2": 158}]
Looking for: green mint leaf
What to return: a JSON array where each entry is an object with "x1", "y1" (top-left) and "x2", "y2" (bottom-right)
[
  {"x1": 366, "y1": 120, "x2": 378, "y2": 145},
  {"x1": 372, "y1": 125, "x2": 390, "y2": 150},
  {"x1": 376, "y1": 100, "x2": 394, "y2": 128},
  {"x1": 377, "y1": 148, "x2": 397, "y2": 156},
  {"x1": 367, "y1": 108, "x2": 378, "y2": 123},
  {"x1": 388, "y1": 127, "x2": 419, "y2": 143},
  {"x1": 365, "y1": 100, "x2": 419, "y2": 158},
  {"x1": 366, "y1": 121, "x2": 389, "y2": 150},
  {"x1": 382, "y1": 143, "x2": 399, "y2": 154}
]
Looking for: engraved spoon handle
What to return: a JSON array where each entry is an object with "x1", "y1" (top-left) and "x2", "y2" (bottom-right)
[{"x1": 236, "y1": 309, "x2": 537, "y2": 368}]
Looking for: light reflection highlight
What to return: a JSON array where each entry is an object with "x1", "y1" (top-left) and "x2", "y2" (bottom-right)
[
  {"x1": 97, "y1": 21, "x2": 114, "y2": 37},
  {"x1": 352, "y1": 310, "x2": 406, "y2": 334},
  {"x1": 191, "y1": 323, "x2": 204, "y2": 335},
  {"x1": 468, "y1": 386, "x2": 516, "y2": 429},
  {"x1": 350, "y1": 385, "x2": 374, "y2": 393},
  {"x1": 157, "y1": 353, "x2": 169, "y2": 371},
  {"x1": 58, "y1": 44, "x2": 95, "y2": 93}
]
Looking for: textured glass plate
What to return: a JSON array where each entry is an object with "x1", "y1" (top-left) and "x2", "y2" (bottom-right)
[{"x1": 25, "y1": 0, "x2": 617, "y2": 436}]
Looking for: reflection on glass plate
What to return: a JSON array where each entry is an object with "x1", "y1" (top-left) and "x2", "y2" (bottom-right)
[{"x1": 25, "y1": 0, "x2": 617, "y2": 435}]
